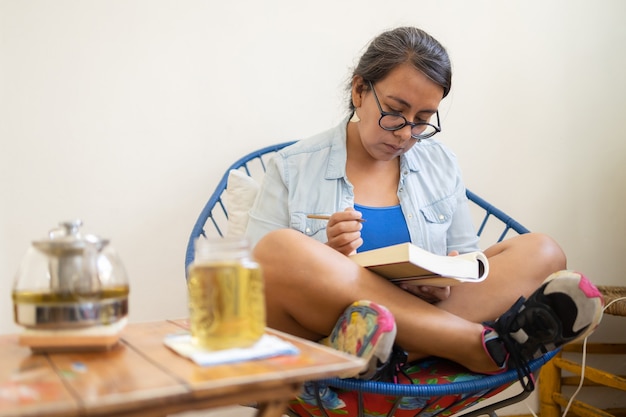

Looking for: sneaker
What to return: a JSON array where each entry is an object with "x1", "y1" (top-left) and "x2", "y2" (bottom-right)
[
  {"x1": 483, "y1": 270, "x2": 604, "y2": 388},
  {"x1": 320, "y1": 300, "x2": 397, "y2": 379}
]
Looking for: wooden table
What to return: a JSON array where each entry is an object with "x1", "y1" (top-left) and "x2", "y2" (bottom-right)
[{"x1": 0, "y1": 319, "x2": 364, "y2": 417}]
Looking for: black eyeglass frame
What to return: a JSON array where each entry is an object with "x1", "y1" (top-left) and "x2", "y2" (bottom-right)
[{"x1": 368, "y1": 81, "x2": 441, "y2": 141}]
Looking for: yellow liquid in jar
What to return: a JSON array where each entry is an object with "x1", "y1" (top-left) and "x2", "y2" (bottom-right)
[{"x1": 187, "y1": 260, "x2": 265, "y2": 350}]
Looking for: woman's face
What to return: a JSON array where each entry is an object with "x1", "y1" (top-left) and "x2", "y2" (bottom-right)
[{"x1": 351, "y1": 63, "x2": 444, "y2": 161}]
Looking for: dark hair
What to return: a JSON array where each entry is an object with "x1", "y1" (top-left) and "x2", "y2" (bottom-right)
[{"x1": 347, "y1": 27, "x2": 452, "y2": 111}]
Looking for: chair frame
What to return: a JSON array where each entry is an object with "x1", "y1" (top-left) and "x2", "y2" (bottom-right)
[
  {"x1": 185, "y1": 142, "x2": 295, "y2": 271},
  {"x1": 186, "y1": 141, "x2": 557, "y2": 417}
]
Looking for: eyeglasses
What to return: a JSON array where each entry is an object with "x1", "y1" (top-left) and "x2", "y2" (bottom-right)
[{"x1": 368, "y1": 81, "x2": 441, "y2": 141}]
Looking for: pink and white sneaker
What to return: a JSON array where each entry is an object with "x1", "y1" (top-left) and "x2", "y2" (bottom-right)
[{"x1": 483, "y1": 270, "x2": 604, "y2": 386}]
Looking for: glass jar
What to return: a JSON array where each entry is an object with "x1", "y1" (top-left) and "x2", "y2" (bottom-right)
[{"x1": 187, "y1": 237, "x2": 266, "y2": 350}]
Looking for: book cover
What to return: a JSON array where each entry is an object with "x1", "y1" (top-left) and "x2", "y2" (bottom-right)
[{"x1": 349, "y1": 243, "x2": 489, "y2": 287}]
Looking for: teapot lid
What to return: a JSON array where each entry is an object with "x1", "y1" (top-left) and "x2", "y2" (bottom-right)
[{"x1": 32, "y1": 220, "x2": 109, "y2": 257}]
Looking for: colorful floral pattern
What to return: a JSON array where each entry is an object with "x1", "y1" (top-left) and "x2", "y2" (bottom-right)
[{"x1": 288, "y1": 358, "x2": 512, "y2": 417}]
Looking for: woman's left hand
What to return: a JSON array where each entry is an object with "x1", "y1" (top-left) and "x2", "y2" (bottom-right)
[{"x1": 397, "y1": 249, "x2": 459, "y2": 303}]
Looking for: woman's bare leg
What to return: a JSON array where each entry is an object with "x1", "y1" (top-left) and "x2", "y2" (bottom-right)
[
  {"x1": 439, "y1": 233, "x2": 567, "y2": 322},
  {"x1": 253, "y1": 229, "x2": 566, "y2": 374}
]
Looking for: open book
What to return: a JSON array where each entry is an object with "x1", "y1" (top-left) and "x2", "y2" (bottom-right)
[{"x1": 349, "y1": 243, "x2": 489, "y2": 287}]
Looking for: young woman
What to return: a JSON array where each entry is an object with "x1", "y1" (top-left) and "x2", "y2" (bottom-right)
[{"x1": 245, "y1": 27, "x2": 602, "y2": 382}]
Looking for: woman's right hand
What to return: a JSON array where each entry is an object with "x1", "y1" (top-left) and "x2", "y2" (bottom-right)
[{"x1": 325, "y1": 208, "x2": 364, "y2": 256}]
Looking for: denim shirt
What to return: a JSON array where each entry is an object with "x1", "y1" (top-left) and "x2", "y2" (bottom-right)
[{"x1": 246, "y1": 116, "x2": 480, "y2": 255}]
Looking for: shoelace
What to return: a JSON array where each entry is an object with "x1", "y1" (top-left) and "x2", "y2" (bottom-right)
[
  {"x1": 491, "y1": 296, "x2": 535, "y2": 392},
  {"x1": 369, "y1": 345, "x2": 408, "y2": 382}
]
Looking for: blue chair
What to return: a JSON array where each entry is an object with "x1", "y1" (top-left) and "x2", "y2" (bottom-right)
[{"x1": 185, "y1": 141, "x2": 557, "y2": 417}]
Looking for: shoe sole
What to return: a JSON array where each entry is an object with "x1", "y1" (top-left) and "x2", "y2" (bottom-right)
[{"x1": 540, "y1": 270, "x2": 604, "y2": 343}]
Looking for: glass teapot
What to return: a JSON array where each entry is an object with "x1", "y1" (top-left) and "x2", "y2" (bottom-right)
[{"x1": 12, "y1": 220, "x2": 129, "y2": 329}]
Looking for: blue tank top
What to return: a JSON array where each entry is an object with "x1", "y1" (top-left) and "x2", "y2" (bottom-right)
[{"x1": 355, "y1": 204, "x2": 411, "y2": 253}]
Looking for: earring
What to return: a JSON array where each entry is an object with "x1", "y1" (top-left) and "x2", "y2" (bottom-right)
[{"x1": 350, "y1": 110, "x2": 360, "y2": 123}]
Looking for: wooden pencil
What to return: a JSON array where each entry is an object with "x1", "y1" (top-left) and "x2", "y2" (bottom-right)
[{"x1": 306, "y1": 214, "x2": 366, "y2": 223}]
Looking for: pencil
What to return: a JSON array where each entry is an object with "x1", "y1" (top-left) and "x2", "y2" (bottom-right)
[{"x1": 306, "y1": 214, "x2": 366, "y2": 223}]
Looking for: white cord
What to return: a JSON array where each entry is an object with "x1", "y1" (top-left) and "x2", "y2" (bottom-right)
[
  {"x1": 561, "y1": 296, "x2": 626, "y2": 417},
  {"x1": 561, "y1": 336, "x2": 588, "y2": 417},
  {"x1": 526, "y1": 396, "x2": 540, "y2": 417}
]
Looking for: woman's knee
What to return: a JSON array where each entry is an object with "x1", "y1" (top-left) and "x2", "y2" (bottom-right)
[
  {"x1": 526, "y1": 232, "x2": 567, "y2": 270},
  {"x1": 252, "y1": 229, "x2": 299, "y2": 279},
  {"x1": 252, "y1": 229, "x2": 329, "y2": 287},
  {"x1": 252, "y1": 229, "x2": 305, "y2": 262},
  {"x1": 486, "y1": 232, "x2": 567, "y2": 280}
]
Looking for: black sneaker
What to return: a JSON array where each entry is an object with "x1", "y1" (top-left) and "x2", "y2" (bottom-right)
[
  {"x1": 367, "y1": 344, "x2": 409, "y2": 382},
  {"x1": 483, "y1": 270, "x2": 604, "y2": 389}
]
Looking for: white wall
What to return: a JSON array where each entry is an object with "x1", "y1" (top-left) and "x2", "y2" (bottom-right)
[{"x1": 2, "y1": 0, "x2": 625, "y2": 413}]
